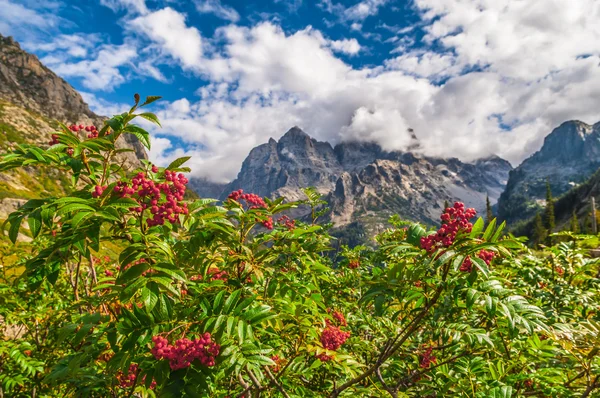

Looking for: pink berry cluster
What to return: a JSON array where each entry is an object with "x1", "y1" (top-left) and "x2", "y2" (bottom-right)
[
  {"x1": 49, "y1": 134, "x2": 59, "y2": 146},
  {"x1": 277, "y1": 215, "x2": 296, "y2": 230},
  {"x1": 114, "y1": 170, "x2": 189, "y2": 226},
  {"x1": 227, "y1": 189, "x2": 273, "y2": 229},
  {"x1": 320, "y1": 325, "x2": 350, "y2": 351},
  {"x1": 117, "y1": 363, "x2": 156, "y2": 390},
  {"x1": 69, "y1": 124, "x2": 100, "y2": 139},
  {"x1": 419, "y1": 346, "x2": 436, "y2": 369},
  {"x1": 48, "y1": 134, "x2": 74, "y2": 156},
  {"x1": 459, "y1": 249, "x2": 496, "y2": 273},
  {"x1": 326, "y1": 309, "x2": 347, "y2": 327},
  {"x1": 191, "y1": 267, "x2": 228, "y2": 282},
  {"x1": 151, "y1": 334, "x2": 220, "y2": 370},
  {"x1": 270, "y1": 355, "x2": 284, "y2": 373},
  {"x1": 92, "y1": 185, "x2": 108, "y2": 198},
  {"x1": 316, "y1": 353, "x2": 332, "y2": 362},
  {"x1": 420, "y1": 202, "x2": 477, "y2": 253}
]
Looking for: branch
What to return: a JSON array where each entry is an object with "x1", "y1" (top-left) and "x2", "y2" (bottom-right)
[{"x1": 264, "y1": 367, "x2": 290, "y2": 398}]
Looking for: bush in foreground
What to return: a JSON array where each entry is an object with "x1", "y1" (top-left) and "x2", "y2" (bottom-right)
[{"x1": 0, "y1": 95, "x2": 599, "y2": 397}]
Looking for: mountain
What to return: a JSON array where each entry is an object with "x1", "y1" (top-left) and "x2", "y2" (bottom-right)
[
  {"x1": 0, "y1": 35, "x2": 146, "y2": 227},
  {"x1": 209, "y1": 126, "x2": 512, "y2": 233},
  {"x1": 498, "y1": 120, "x2": 600, "y2": 224}
]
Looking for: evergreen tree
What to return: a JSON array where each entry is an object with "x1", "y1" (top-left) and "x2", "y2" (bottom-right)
[
  {"x1": 570, "y1": 210, "x2": 579, "y2": 233},
  {"x1": 444, "y1": 200, "x2": 449, "y2": 210},
  {"x1": 583, "y1": 214, "x2": 591, "y2": 234},
  {"x1": 533, "y1": 213, "x2": 547, "y2": 247},
  {"x1": 486, "y1": 195, "x2": 493, "y2": 224},
  {"x1": 544, "y1": 180, "x2": 555, "y2": 232}
]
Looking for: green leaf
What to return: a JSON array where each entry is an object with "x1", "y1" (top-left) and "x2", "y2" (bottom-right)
[
  {"x1": 470, "y1": 217, "x2": 484, "y2": 238},
  {"x1": 483, "y1": 218, "x2": 497, "y2": 241},
  {"x1": 141, "y1": 96, "x2": 162, "y2": 107},
  {"x1": 223, "y1": 289, "x2": 242, "y2": 314},
  {"x1": 137, "y1": 112, "x2": 161, "y2": 127},
  {"x1": 167, "y1": 156, "x2": 191, "y2": 170},
  {"x1": 27, "y1": 211, "x2": 42, "y2": 239},
  {"x1": 123, "y1": 125, "x2": 151, "y2": 149},
  {"x1": 7, "y1": 216, "x2": 23, "y2": 244}
]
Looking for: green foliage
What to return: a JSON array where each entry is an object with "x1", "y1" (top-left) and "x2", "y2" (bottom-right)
[{"x1": 0, "y1": 95, "x2": 599, "y2": 398}]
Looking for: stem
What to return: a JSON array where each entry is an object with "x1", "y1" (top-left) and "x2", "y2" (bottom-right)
[{"x1": 264, "y1": 367, "x2": 290, "y2": 398}]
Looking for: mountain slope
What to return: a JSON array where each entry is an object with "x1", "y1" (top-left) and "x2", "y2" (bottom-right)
[
  {"x1": 0, "y1": 34, "x2": 146, "y2": 222},
  {"x1": 498, "y1": 120, "x2": 600, "y2": 224},
  {"x1": 213, "y1": 127, "x2": 512, "y2": 232}
]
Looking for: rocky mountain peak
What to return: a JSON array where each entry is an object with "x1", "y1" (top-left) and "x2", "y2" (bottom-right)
[
  {"x1": 536, "y1": 120, "x2": 594, "y2": 162},
  {"x1": 498, "y1": 119, "x2": 600, "y2": 224}
]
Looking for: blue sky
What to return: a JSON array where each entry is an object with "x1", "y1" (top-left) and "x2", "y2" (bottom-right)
[{"x1": 1, "y1": 0, "x2": 600, "y2": 182}]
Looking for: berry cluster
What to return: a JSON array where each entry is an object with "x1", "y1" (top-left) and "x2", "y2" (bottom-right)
[
  {"x1": 277, "y1": 215, "x2": 296, "y2": 230},
  {"x1": 459, "y1": 250, "x2": 496, "y2": 273},
  {"x1": 419, "y1": 346, "x2": 436, "y2": 369},
  {"x1": 69, "y1": 124, "x2": 100, "y2": 139},
  {"x1": 190, "y1": 267, "x2": 228, "y2": 282},
  {"x1": 315, "y1": 353, "x2": 332, "y2": 362},
  {"x1": 92, "y1": 185, "x2": 108, "y2": 198},
  {"x1": 151, "y1": 334, "x2": 220, "y2": 370},
  {"x1": 49, "y1": 134, "x2": 59, "y2": 146},
  {"x1": 320, "y1": 325, "x2": 351, "y2": 351},
  {"x1": 227, "y1": 189, "x2": 273, "y2": 229},
  {"x1": 117, "y1": 363, "x2": 156, "y2": 390},
  {"x1": 348, "y1": 259, "x2": 360, "y2": 269},
  {"x1": 420, "y1": 202, "x2": 477, "y2": 252},
  {"x1": 114, "y1": 170, "x2": 189, "y2": 227},
  {"x1": 326, "y1": 309, "x2": 347, "y2": 327},
  {"x1": 270, "y1": 355, "x2": 285, "y2": 373}
]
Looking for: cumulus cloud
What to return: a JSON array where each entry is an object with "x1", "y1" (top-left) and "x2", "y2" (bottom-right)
[
  {"x1": 130, "y1": 8, "x2": 203, "y2": 69},
  {"x1": 25, "y1": 34, "x2": 102, "y2": 58},
  {"x1": 329, "y1": 38, "x2": 361, "y2": 55},
  {"x1": 194, "y1": 0, "x2": 240, "y2": 22},
  {"x1": 140, "y1": 0, "x2": 600, "y2": 183},
  {"x1": 16, "y1": 0, "x2": 600, "y2": 186},
  {"x1": 42, "y1": 43, "x2": 137, "y2": 91},
  {"x1": 320, "y1": 0, "x2": 390, "y2": 23},
  {"x1": 80, "y1": 92, "x2": 131, "y2": 117},
  {"x1": 100, "y1": 0, "x2": 148, "y2": 15},
  {"x1": 0, "y1": 0, "x2": 61, "y2": 37}
]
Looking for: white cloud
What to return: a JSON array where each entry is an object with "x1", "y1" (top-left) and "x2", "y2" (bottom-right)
[
  {"x1": 100, "y1": 0, "x2": 148, "y2": 15},
  {"x1": 329, "y1": 38, "x2": 361, "y2": 55},
  {"x1": 344, "y1": 0, "x2": 390, "y2": 21},
  {"x1": 80, "y1": 91, "x2": 131, "y2": 116},
  {"x1": 194, "y1": 0, "x2": 240, "y2": 22},
  {"x1": 415, "y1": 0, "x2": 600, "y2": 80},
  {"x1": 320, "y1": 0, "x2": 390, "y2": 22},
  {"x1": 0, "y1": 0, "x2": 61, "y2": 36},
  {"x1": 25, "y1": 34, "x2": 102, "y2": 58},
  {"x1": 386, "y1": 51, "x2": 461, "y2": 79},
  {"x1": 143, "y1": 5, "x2": 600, "y2": 183},
  {"x1": 130, "y1": 8, "x2": 203, "y2": 69},
  {"x1": 43, "y1": 43, "x2": 138, "y2": 91}
]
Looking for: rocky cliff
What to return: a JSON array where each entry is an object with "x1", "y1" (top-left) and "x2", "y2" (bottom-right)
[
  {"x1": 498, "y1": 120, "x2": 600, "y2": 224},
  {"x1": 0, "y1": 34, "x2": 146, "y2": 162},
  {"x1": 0, "y1": 34, "x2": 146, "y2": 225},
  {"x1": 214, "y1": 127, "x2": 512, "y2": 232}
]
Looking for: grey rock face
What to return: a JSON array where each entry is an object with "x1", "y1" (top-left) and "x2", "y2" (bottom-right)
[
  {"x1": 0, "y1": 34, "x2": 146, "y2": 165},
  {"x1": 498, "y1": 120, "x2": 600, "y2": 224},
  {"x1": 221, "y1": 126, "x2": 512, "y2": 231}
]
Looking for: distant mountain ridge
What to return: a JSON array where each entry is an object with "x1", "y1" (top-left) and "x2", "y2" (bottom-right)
[
  {"x1": 498, "y1": 120, "x2": 600, "y2": 224},
  {"x1": 191, "y1": 126, "x2": 513, "y2": 232}
]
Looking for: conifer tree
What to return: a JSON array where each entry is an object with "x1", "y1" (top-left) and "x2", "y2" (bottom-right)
[
  {"x1": 544, "y1": 180, "x2": 555, "y2": 232},
  {"x1": 533, "y1": 213, "x2": 547, "y2": 247},
  {"x1": 486, "y1": 195, "x2": 493, "y2": 224},
  {"x1": 570, "y1": 210, "x2": 579, "y2": 233},
  {"x1": 444, "y1": 200, "x2": 449, "y2": 210}
]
